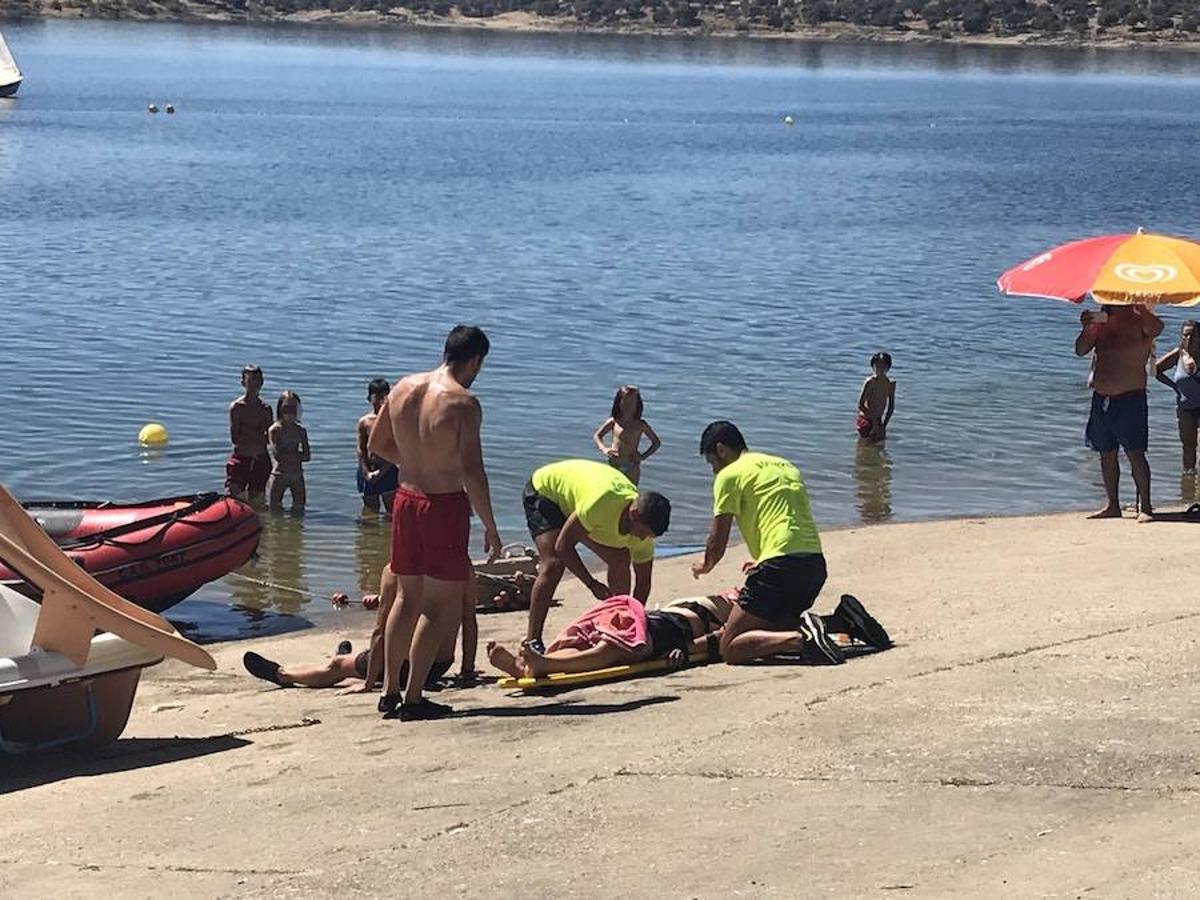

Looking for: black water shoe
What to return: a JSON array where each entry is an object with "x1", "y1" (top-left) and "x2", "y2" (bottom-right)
[
  {"x1": 243, "y1": 651, "x2": 287, "y2": 686},
  {"x1": 378, "y1": 693, "x2": 403, "y2": 718},
  {"x1": 799, "y1": 612, "x2": 846, "y2": 665},
  {"x1": 399, "y1": 698, "x2": 454, "y2": 722},
  {"x1": 835, "y1": 594, "x2": 893, "y2": 650}
]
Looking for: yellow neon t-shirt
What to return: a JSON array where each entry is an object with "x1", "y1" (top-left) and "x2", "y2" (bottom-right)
[
  {"x1": 712, "y1": 451, "x2": 822, "y2": 562},
  {"x1": 531, "y1": 459, "x2": 655, "y2": 564}
]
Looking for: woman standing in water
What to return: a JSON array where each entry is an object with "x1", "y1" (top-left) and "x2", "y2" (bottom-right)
[{"x1": 1155, "y1": 320, "x2": 1200, "y2": 474}]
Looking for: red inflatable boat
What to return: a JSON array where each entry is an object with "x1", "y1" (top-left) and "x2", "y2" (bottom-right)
[{"x1": 0, "y1": 494, "x2": 261, "y2": 614}]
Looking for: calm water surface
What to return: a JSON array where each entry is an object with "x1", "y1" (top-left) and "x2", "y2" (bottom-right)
[{"x1": 3, "y1": 22, "x2": 1200, "y2": 638}]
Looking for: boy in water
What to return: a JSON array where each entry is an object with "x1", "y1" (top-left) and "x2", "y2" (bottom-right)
[
  {"x1": 226, "y1": 365, "x2": 274, "y2": 500},
  {"x1": 356, "y1": 378, "x2": 399, "y2": 514},
  {"x1": 856, "y1": 352, "x2": 896, "y2": 441}
]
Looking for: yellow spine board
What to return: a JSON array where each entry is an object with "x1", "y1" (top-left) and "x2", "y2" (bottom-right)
[{"x1": 497, "y1": 653, "x2": 706, "y2": 691}]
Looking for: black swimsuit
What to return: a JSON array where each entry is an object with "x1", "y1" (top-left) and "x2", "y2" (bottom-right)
[
  {"x1": 646, "y1": 610, "x2": 692, "y2": 658},
  {"x1": 671, "y1": 600, "x2": 722, "y2": 631}
]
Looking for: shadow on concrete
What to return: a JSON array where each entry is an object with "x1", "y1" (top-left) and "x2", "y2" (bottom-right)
[
  {"x1": 742, "y1": 645, "x2": 892, "y2": 666},
  {"x1": 0, "y1": 735, "x2": 251, "y2": 795},
  {"x1": 1145, "y1": 507, "x2": 1200, "y2": 523},
  {"x1": 457, "y1": 695, "x2": 679, "y2": 717}
]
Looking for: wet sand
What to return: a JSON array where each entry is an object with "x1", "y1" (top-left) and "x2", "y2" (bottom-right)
[{"x1": 4, "y1": 510, "x2": 1200, "y2": 896}]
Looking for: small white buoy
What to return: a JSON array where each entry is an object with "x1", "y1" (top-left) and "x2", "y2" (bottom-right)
[
  {"x1": 148, "y1": 103, "x2": 159, "y2": 114},
  {"x1": 784, "y1": 115, "x2": 794, "y2": 126},
  {"x1": 166, "y1": 103, "x2": 175, "y2": 115}
]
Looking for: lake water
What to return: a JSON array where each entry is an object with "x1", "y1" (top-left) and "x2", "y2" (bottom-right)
[{"x1": 3, "y1": 21, "x2": 1200, "y2": 639}]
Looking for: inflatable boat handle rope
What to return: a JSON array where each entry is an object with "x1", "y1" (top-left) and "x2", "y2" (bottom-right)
[{"x1": 46, "y1": 493, "x2": 229, "y2": 550}]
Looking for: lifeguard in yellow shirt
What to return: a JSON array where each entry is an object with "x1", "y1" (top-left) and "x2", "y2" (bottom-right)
[
  {"x1": 691, "y1": 421, "x2": 891, "y2": 666},
  {"x1": 522, "y1": 459, "x2": 672, "y2": 651}
]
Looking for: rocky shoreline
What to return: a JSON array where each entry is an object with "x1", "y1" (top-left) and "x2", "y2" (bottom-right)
[{"x1": 4, "y1": 1, "x2": 1200, "y2": 55}]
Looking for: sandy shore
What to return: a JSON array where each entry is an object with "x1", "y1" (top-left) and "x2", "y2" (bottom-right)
[{"x1": 4, "y1": 509, "x2": 1200, "y2": 896}]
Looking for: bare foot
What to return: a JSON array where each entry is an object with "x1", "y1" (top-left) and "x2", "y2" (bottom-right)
[
  {"x1": 1137, "y1": 511, "x2": 1155, "y2": 523},
  {"x1": 486, "y1": 641, "x2": 522, "y2": 677},
  {"x1": 518, "y1": 645, "x2": 551, "y2": 678},
  {"x1": 1087, "y1": 506, "x2": 1122, "y2": 519}
]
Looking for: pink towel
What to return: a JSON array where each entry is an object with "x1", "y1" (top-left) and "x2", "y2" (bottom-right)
[{"x1": 547, "y1": 595, "x2": 649, "y2": 654}]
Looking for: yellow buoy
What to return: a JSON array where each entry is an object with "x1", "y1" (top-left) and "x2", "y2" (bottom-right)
[{"x1": 138, "y1": 422, "x2": 169, "y2": 446}]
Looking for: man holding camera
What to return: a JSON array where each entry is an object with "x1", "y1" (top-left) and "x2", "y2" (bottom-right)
[{"x1": 1075, "y1": 304, "x2": 1163, "y2": 521}]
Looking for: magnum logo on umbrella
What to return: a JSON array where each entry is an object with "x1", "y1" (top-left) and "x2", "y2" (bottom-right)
[{"x1": 998, "y1": 229, "x2": 1200, "y2": 306}]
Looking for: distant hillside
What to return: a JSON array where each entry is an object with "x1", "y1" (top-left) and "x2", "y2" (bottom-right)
[{"x1": 5, "y1": 0, "x2": 1200, "y2": 47}]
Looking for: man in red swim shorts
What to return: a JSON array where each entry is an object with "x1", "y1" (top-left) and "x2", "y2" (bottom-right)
[
  {"x1": 367, "y1": 325, "x2": 502, "y2": 721},
  {"x1": 226, "y1": 365, "x2": 273, "y2": 499}
]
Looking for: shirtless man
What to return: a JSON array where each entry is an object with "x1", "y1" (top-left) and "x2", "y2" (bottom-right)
[
  {"x1": 356, "y1": 378, "x2": 399, "y2": 514},
  {"x1": 226, "y1": 365, "x2": 273, "y2": 500},
  {"x1": 522, "y1": 459, "x2": 672, "y2": 651},
  {"x1": 367, "y1": 325, "x2": 501, "y2": 721},
  {"x1": 1075, "y1": 305, "x2": 1164, "y2": 521}
]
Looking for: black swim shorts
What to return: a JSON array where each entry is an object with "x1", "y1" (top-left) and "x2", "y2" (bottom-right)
[
  {"x1": 1085, "y1": 390, "x2": 1148, "y2": 454},
  {"x1": 646, "y1": 610, "x2": 692, "y2": 659},
  {"x1": 354, "y1": 650, "x2": 370, "y2": 679},
  {"x1": 738, "y1": 553, "x2": 828, "y2": 623},
  {"x1": 523, "y1": 480, "x2": 567, "y2": 538}
]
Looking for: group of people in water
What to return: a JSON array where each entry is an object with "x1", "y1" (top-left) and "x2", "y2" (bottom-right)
[
  {"x1": 224, "y1": 362, "x2": 674, "y2": 514},
  {"x1": 241, "y1": 325, "x2": 895, "y2": 721}
]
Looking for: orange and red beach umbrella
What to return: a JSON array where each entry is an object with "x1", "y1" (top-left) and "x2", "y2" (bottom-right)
[{"x1": 997, "y1": 229, "x2": 1200, "y2": 307}]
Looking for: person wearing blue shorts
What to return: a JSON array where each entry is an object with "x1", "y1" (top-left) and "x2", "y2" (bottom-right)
[
  {"x1": 356, "y1": 378, "x2": 399, "y2": 514},
  {"x1": 1076, "y1": 304, "x2": 1163, "y2": 522}
]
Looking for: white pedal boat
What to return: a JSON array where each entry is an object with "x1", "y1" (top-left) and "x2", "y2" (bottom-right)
[{"x1": 0, "y1": 485, "x2": 215, "y2": 754}]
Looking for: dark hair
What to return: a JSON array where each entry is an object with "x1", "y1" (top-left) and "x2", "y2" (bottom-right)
[
  {"x1": 276, "y1": 390, "x2": 301, "y2": 419},
  {"x1": 241, "y1": 364, "x2": 263, "y2": 380},
  {"x1": 611, "y1": 385, "x2": 644, "y2": 422},
  {"x1": 367, "y1": 378, "x2": 390, "y2": 399},
  {"x1": 444, "y1": 325, "x2": 490, "y2": 366},
  {"x1": 1181, "y1": 320, "x2": 1198, "y2": 337},
  {"x1": 636, "y1": 491, "x2": 671, "y2": 537},
  {"x1": 870, "y1": 352, "x2": 892, "y2": 369},
  {"x1": 699, "y1": 421, "x2": 747, "y2": 457}
]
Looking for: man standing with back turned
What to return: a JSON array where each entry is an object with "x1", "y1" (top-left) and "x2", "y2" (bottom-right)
[{"x1": 368, "y1": 326, "x2": 502, "y2": 721}]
